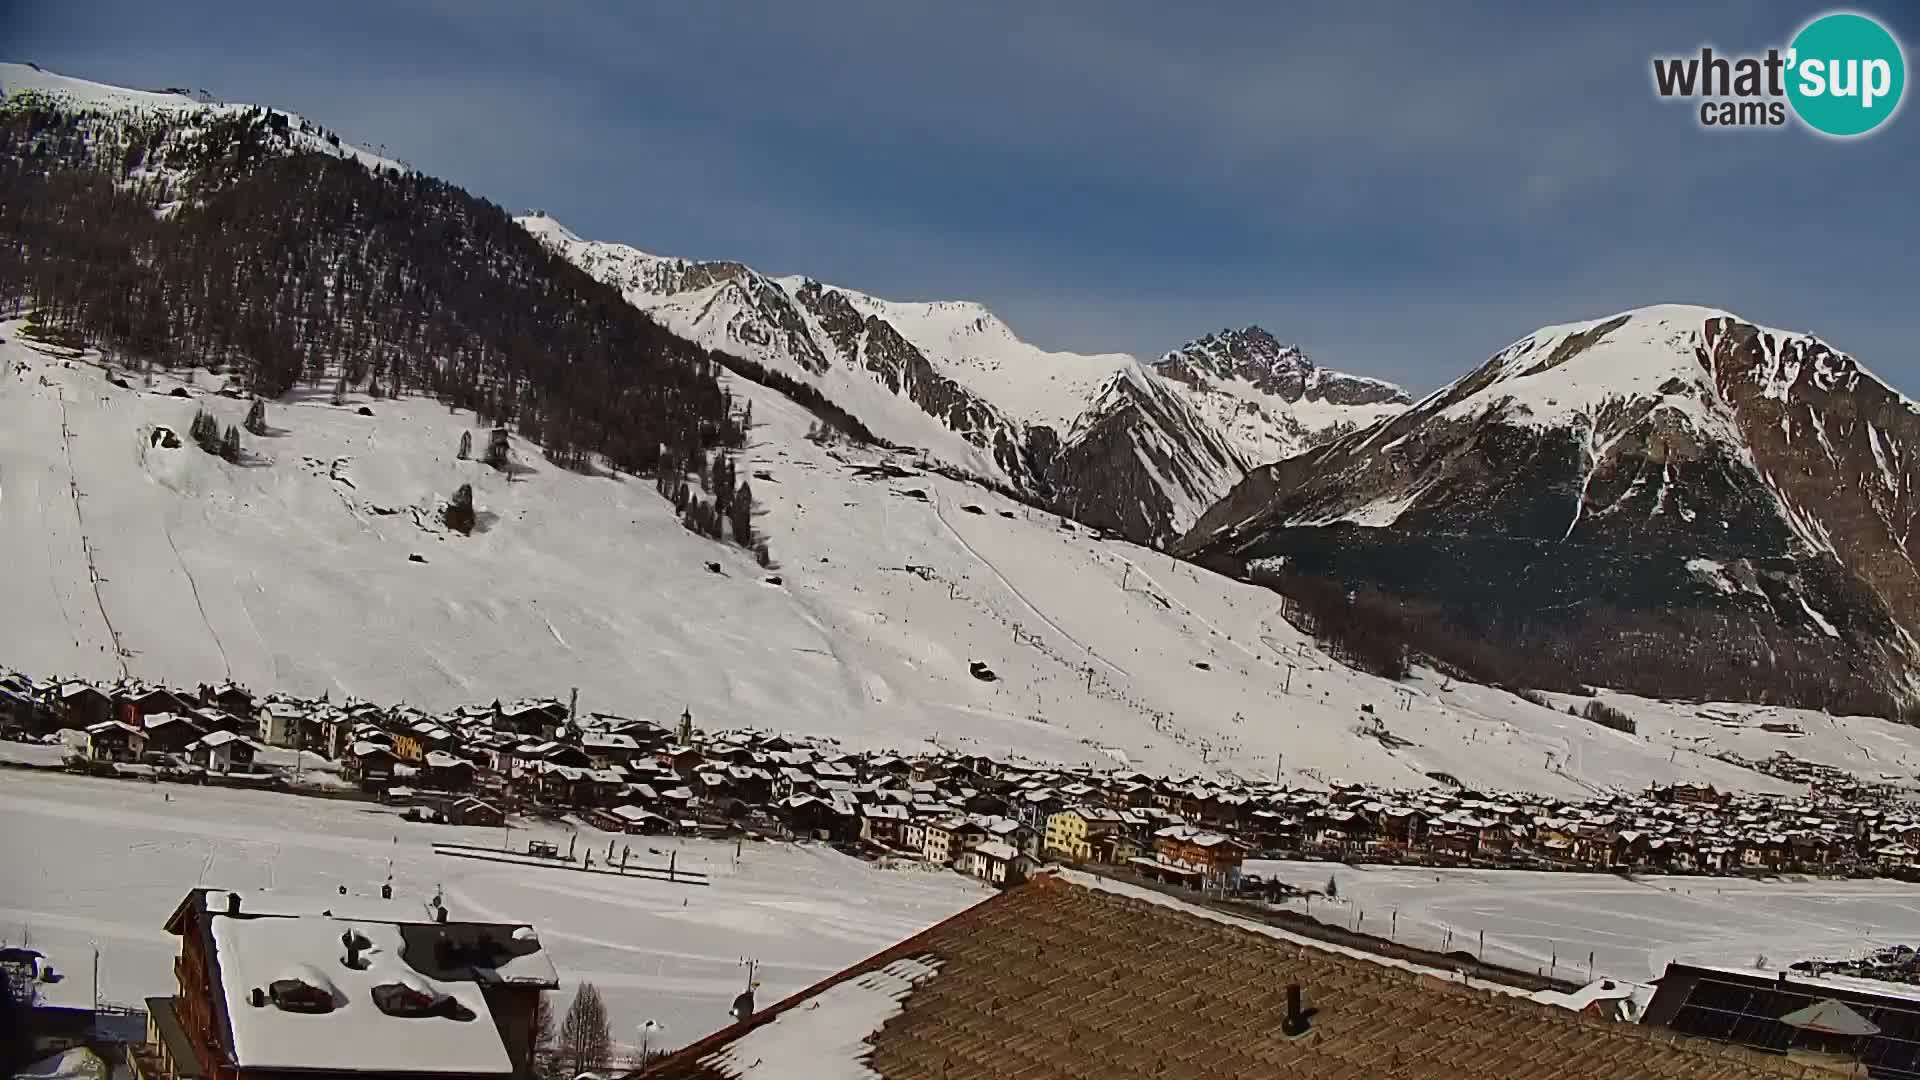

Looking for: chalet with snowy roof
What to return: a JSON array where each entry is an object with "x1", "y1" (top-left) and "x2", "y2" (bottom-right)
[
  {"x1": 85, "y1": 719, "x2": 146, "y2": 762},
  {"x1": 960, "y1": 840, "x2": 1032, "y2": 886},
  {"x1": 151, "y1": 887, "x2": 560, "y2": 1080},
  {"x1": 639, "y1": 872, "x2": 1798, "y2": 1080},
  {"x1": 581, "y1": 731, "x2": 642, "y2": 768},
  {"x1": 343, "y1": 742, "x2": 398, "y2": 791},
  {"x1": 257, "y1": 702, "x2": 308, "y2": 749},
  {"x1": 142, "y1": 712, "x2": 208, "y2": 756},
  {"x1": 859, "y1": 802, "x2": 912, "y2": 847},
  {"x1": 56, "y1": 681, "x2": 113, "y2": 729},
  {"x1": 1151, "y1": 825, "x2": 1250, "y2": 888},
  {"x1": 593, "y1": 803, "x2": 672, "y2": 835},
  {"x1": 197, "y1": 683, "x2": 257, "y2": 721},
  {"x1": 422, "y1": 750, "x2": 477, "y2": 792},
  {"x1": 116, "y1": 685, "x2": 193, "y2": 729},
  {"x1": 446, "y1": 797, "x2": 506, "y2": 828},
  {"x1": 495, "y1": 699, "x2": 568, "y2": 737},
  {"x1": 189, "y1": 730, "x2": 260, "y2": 774},
  {"x1": 923, "y1": 817, "x2": 988, "y2": 866},
  {"x1": 0, "y1": 682, "x2": 51, "y2": 735},
  {"x1": 778, "y1": 794, "x2": 857, "y2": 842}
]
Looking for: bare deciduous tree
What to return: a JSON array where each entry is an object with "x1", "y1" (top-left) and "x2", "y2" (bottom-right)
[{"x1": 554, "y1": 982, "x2": 613, "y2": 1079}]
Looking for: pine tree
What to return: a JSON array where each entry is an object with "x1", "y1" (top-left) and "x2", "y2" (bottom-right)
[
  {"x1": 445, "y1": 483, "x2": 476, "y2": 535},
  {"x1": 555, "y1": 983, "x2": 612, "y2": 1079},
  {"x1": 243, "y1": 398, "x2": 267, "y2": 435},
  {"x1": 221, "y1": 424, "x2": 242, "y2": 462},
  {"x1": 457, "y1": 430, "x2": 472, "y2": 460},
  {"x1": 673, "y1": 483, "x2": 690, "y2": 513},
  {"x1": 189, "y1": 408, "x2": 220, "y2": 454},
  {"x1": 729, "y1": 482, "x2": 753, "y2": 545}
]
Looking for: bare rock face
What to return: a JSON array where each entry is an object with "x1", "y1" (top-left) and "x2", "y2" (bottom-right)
[{"x1": 1178, "y1": 306, "x2": 1920, "y2": 712}]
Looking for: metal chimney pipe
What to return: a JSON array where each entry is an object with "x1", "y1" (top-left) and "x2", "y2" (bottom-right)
[{"x1": 1283, "y1": 983, "x2": 1309, "y2": 1037}]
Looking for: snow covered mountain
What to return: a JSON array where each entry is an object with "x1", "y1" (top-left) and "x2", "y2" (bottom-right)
[
  {"x1": 1179, "y1": 305, "x2": 1920, "y2": 711},
  {"x1": 1155, "y1": 327, "x2": 1410, "y2": 466},
  {"x1": 518, "y1": 214, "x2": 1401, "y2": 545},
  {"x1": 13, "y1": 322, "x2": 1919, "y2": 799},
  {"x1": 0, "y1": 61, "x2": 406, "y2": 176}
]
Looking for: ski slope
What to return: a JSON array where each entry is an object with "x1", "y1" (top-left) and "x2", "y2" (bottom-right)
[
  {"x1": 0, "y1": 770, "x2": 985, "y2": 1052},
  {"x1": 4, "y1": 323, "x2": 1919, "y2": 796}
]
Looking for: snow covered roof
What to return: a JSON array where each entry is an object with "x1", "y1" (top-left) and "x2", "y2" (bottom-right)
[
  {"x1": 195, "y1": 729, "x2": 250, "y2": 749},
  {"x1": 209, "y1": 916, "x2": 511, "y2": 1073}
]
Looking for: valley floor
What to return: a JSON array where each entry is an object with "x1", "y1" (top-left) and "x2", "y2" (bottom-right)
[
  {"x1": 0, "y1": 770, "x2": 987, "y2": 1053},
  {"x1": 1248, "y1": 858, "x2": 1920, "y2": 985}
]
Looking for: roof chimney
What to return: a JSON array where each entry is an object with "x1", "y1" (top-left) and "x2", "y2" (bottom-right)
[
  {"x1": 226, "y1": 892, "x2": 241, "y2": 916},
  {"x1": 250, "y1": 987, "x2": 266, "y2": 1007},
  {"x1": 1282, "y1": 983, "x2": 1310, "y2": 1037}
]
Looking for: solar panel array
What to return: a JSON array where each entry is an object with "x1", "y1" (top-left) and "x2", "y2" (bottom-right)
[{"x1": 1666, "y1": 972, "x2": 1920, "y2": 1078}]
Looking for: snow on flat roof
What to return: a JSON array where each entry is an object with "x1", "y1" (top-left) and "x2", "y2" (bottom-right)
[
  {"x1": 210, "y1": 916, "x2": 511, "y2": 1074},
  {"x1": 698, "y1": 956, "x2": 942, "y2": 1078},
  {"x1": 203, "y1": 890, "x2": 435, "y2": 923},
  {"x1": 1676, "y1": 962, "x2": 1920, "y2": 1007}
]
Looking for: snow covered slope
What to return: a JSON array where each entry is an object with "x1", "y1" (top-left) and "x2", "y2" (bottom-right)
[
  {"x1": 518, "y1": 212, "x2": 1397, "y2": 545},
  {"x1": 0, "y1": 61, "x2": 406, "y2": 176},
  {"x1": 1182, "y1": 305, "x2": 1920, "y2": 706},
  {"x1": 9, "y1": 324, "x2": 1920, "y2": 799}
]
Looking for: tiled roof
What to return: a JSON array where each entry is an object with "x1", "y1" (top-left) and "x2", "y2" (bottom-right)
[{"x1": 641, "y1": 873, "x2": 1811, "y2": 1080}]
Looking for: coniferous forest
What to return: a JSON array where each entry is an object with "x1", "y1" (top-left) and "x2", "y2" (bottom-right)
[{"x1": 0, "y1": 98, "x2": 743, "y2": 476}]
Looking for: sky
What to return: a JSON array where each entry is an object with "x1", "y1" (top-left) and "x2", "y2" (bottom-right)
[{"x1": 10, "y1": 1, "x2": 1919, "y2": 392}]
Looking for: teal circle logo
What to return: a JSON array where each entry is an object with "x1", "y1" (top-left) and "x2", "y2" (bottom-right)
[{"x1": 1787, "y1": 12, "x2": 1906, "y2": 136}]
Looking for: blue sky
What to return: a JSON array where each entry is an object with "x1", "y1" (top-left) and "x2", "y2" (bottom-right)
[{"x1": 12, "y1": 1, "x2": 1919, "y2": 392}]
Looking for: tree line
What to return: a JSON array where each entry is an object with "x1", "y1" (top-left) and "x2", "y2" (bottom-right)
[
  {"x1": 0, "y1": 100, "x2": 745, "y2": 480},
  {"x1": 1252, "y1": 565, "x2": 1916, "y2": 721}
]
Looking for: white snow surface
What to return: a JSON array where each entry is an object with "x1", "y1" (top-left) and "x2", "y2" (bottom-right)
[
  {"x1": 212, "y1": 914, "x2": 512, "y2": 1074},
  {"x1": 699, "y1": 956, "x2": 942, "y2": 1079},
  {"x1": 7, "y1": 324, "x2": 1920, "y2": 797},
  {"x1": 1248, "y1": 860, "x2": 1920, "y2": 985},
  {"x1": 0, "y1": 771, "x2": 986, "y2": 1053},
  {"x1": 1058, "y1": 869, "x2": 1534, "y2": 997}
]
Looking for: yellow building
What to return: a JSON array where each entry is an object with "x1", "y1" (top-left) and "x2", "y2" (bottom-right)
[{"x1": 1045, "y1": 806, "x2": 1129, "y2": 862}]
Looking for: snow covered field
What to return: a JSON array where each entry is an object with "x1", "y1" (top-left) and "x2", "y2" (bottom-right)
[
  {"x1": 6, "y1": 323, "x2": 1920, "y2": 798},
  {"x1": 1249, "y1": 859, "x2": 1920, "y2": 985},
  {"x1": 0, "y1": 771, "x2": 985, "y2": 1051}
]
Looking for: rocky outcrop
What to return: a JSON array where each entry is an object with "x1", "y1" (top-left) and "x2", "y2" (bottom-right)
[{"x1": 1158, "y1": 327, "x2": 1410, "y2": 406}]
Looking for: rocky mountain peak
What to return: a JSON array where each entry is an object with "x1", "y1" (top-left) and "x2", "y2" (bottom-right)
[{"x1": 1158, "y1": 327, "x2": 1410, "y2": 407}]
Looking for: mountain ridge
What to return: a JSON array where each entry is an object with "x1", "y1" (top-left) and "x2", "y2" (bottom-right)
[
  {"x1": 1179, "y1": 304, "x2": 1920, "y2": 715},
  {"x1": 517, "y1": 210, "x2": 1403, "y2": 544}
]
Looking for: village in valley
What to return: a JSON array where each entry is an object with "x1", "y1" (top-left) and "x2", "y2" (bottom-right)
[{"x1": 9, "y1": 665, "x2": 1920, "y2": 896}]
